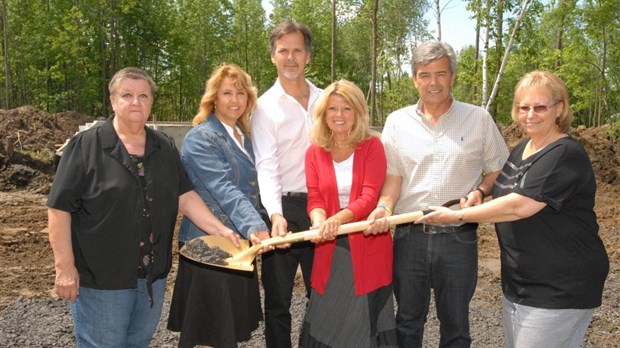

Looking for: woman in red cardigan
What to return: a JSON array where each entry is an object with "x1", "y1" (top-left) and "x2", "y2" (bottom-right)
[{"x1": 298, "y1": 80, "x2": 397, "y2": 347}]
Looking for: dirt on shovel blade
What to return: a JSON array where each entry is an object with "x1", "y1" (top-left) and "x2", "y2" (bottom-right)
[{"x1": 183, "y1": 238, "x2": 232, "y2": 265}]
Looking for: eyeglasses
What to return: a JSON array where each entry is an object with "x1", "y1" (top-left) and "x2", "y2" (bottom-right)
[{"x1": 517, "y1": 101, "x2": 560, "y2": 114}]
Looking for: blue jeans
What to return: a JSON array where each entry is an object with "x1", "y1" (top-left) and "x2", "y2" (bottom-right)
[
  {"x1": 393, "y1": 223, "x2": 478, "y2": 348},
  {"x1": 71, "y1": 278, "x2": 166, "y2": 348}
]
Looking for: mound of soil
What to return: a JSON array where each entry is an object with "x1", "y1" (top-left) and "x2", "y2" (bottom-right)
[
  {"x1": 0, "y1": 106, "x2": 97, "y2": 193},
  {"x1": 0, "y1": 106, "x2": 618, "y2": 347}
]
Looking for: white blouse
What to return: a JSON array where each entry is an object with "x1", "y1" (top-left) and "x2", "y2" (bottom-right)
[
  {"x1": 221, "y1": 122, "x2": 250, "y2": 157},
  {"x1": 333, "y1": 153, "x2": 354, "y2": 209}
]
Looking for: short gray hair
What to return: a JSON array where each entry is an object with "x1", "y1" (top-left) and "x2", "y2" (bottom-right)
[
  {"x1": 108, "y1": 67, "x2": 157, "y2": 96},
  {"x1": 411, "y1": 41, "x2": 457, "y2": 76}
]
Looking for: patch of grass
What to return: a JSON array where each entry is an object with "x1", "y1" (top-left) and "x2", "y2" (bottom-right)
[{"x1": 15, "y1": 148, "x2": 56, "y2": 167}]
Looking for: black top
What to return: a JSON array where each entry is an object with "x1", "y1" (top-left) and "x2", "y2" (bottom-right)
[
  {"x1": 493, "y1": 136, "x2": 609, "y2": 309},
  {"x1": 47, "y1": 117, "x2": 194, "y2": 290}
]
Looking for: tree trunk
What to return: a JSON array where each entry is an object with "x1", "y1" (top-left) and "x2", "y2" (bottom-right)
[
  {"x1": 491, "y1": 0, "x2": 503, "y2": 116},
  {"x1": 331, "y1": 0, "x2": 336, "y2": 82},
  {"x1": 554, "y1": 0, "x2": 567, "y2": 69},
  {"x1": 435, "y1": 0, "x2": 442, "y2": 40},
  {"x1": 109, "y1": 0, "x2": 118, "y2": 81},
  {"x1": 473, "y1": 8, "x2": 480, "y2": 103},
  {"x1": 98, "y1": 2, "x2": 108, "y2": 116},
  {"x1": 1, "y1": 0, "x2": 9, "y2": 108},
  {"x1": 369, "y1": 0, "x2": 378, "y2": 125},
  {"x1": 481, "y1": 0, "x2": 490, "y2": 107},
  {"x1": 45, "y1": 0, "x2": 51, "y2": 112}
]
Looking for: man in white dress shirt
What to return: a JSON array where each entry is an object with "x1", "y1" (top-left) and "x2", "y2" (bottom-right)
[{"x1": 251, "y1": 19, "x2": 322, "y2": 348}]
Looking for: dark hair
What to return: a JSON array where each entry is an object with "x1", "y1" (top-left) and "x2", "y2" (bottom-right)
[{"x1": 269, "y1": 19, "x2": 313, "y2": 56}]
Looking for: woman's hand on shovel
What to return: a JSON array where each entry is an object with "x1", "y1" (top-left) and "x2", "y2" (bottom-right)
[
  {"x1": 309, "y1": 217, "x2": 341, "y2": 243},
  {"x1": 415, "y1": 206, "x2": 460, "y2": 225},
  {"x1": 215, "y1": 227, "x2": 241, "y2": 248},
  {"x1": 365, "y1": 207, "x2": 391, "y2": 235},
  {"x1": 250, "y1": 231, "x2": 275, "y2": 254}
]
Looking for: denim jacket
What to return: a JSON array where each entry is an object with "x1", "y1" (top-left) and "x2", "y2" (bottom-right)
[{"x1": 178, "y1": 114, "x2": 268, "y2": 241}]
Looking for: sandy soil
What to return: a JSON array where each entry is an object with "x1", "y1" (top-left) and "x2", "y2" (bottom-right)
[{"x1": 0, "y1": 106, "x2": 618, "y2": 347}]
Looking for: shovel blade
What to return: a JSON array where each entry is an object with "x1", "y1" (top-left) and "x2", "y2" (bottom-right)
[{"x1": 179, "y1": 235, "x2": 255, "y2": 272}]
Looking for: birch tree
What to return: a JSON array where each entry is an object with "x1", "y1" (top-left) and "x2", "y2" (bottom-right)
[{"x1": 485, "y1": 0, "x2": 532, "y2": 111}]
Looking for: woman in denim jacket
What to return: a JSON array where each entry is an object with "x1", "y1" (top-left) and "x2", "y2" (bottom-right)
[{"x1": 167, "y1": 64, "x2": 271, "y2": 348}]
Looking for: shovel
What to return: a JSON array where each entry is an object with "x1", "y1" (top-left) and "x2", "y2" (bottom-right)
[{"x1": 180, "y1": 199, "x2": 461, "y2": 272}]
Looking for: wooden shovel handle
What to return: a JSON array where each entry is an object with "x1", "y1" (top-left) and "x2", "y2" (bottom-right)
[{"x1": 260, "y1": 198, "x2": 461, "y2": 247}]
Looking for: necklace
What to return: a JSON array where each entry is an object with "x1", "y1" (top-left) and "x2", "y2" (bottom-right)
[{"x1": 233, "y1": 127, "x2": 243, "y2": 145}]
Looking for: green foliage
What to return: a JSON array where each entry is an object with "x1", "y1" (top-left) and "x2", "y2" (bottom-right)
[{"x1": 0, "y1": 0, "x2": 617, "y2": 129}]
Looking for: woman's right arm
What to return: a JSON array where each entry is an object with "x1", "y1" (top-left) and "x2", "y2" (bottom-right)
[
  {"x1": 416, "y1": 192, "x2": 546, "y2": 225},
  {"x1": 178, "y1": 191, "x2": 240, "y2": 247},
  {"x1": 183, "y1": 131, "x2": 267, "y2": 240},
  {"x1": 48, "y1": 208, "x2": 79, "y2": 301}
]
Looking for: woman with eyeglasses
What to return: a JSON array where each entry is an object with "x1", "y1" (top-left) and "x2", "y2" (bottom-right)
[{"x1": 417, "y1": 70, "x2": 609, "y2": 348}]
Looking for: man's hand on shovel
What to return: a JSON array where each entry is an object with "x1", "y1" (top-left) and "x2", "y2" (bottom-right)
[{"x1": 270, "y1": 213, "x2": 292, "y2": 249}]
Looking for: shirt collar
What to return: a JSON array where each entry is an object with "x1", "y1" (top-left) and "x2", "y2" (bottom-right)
[
  {"x1": 272, "y1": 77, "x2": 321, "y2": 103},
  {"x1": 414, "y1": 95, "x2": 456, "y2": 121}
]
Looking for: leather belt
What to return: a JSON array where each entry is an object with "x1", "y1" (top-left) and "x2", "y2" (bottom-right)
[
  {"x1": 420, "y1": 223, "x2": 477, "y2": 235},
  {"x1": 283, "y1": 192, "x2": 307, "y2": 198}
]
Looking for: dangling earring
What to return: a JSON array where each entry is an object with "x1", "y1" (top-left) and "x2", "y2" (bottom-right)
[{"x1": 555, "y1": 117, "x2": 560, "y2": 125}]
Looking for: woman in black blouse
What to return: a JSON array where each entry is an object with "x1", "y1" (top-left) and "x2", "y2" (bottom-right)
[{"x1": 47, "y1": 67, "x2": 238, "y2": 347}]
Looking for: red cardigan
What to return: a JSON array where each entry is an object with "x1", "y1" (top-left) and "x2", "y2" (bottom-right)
[{"x1": 305, "y1": 136, "x2": 392, "y2": 295}]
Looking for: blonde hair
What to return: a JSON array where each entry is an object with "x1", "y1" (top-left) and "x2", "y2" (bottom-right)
[
  {"x1": 192, "y1": 63, "x2": 257, "y2": 136},
  {"x1": 511, "y1": 70, "x2": 572, "y2": 134},
  {"x1": 310, "y1": 79, "x2": 377, "y2": 151}
]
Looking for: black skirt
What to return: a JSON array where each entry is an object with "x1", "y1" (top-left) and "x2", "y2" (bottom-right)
[
  {"x1": 167, "y1": 255, "x2": 262, "y2": 348},
  {"x1": 299, "y1": 237, "x2": 398, "y2": 348}
]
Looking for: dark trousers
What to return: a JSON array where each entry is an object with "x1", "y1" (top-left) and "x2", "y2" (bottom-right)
[
  {"x1": 393, "y1": 223, "x2": 478, "y2": 348},
  {"x1": 261, "y1": 195, "x2": 314, "y2": 348}
]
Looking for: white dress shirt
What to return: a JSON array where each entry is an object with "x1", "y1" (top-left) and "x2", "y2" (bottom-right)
[{"x1": 251, "y1": 78, "x2": 322, "y2": 218}]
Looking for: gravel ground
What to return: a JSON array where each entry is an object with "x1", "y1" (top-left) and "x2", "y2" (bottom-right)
[
  {"x1": 2, "y1": 263, "x2": 618, "y2": 348},
  {"x1": 1, "y1": 224, "x2": 618, "y2": 347},
  {"x1": 0, "y1": 290, "x2": 502, "y2": 347}
]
